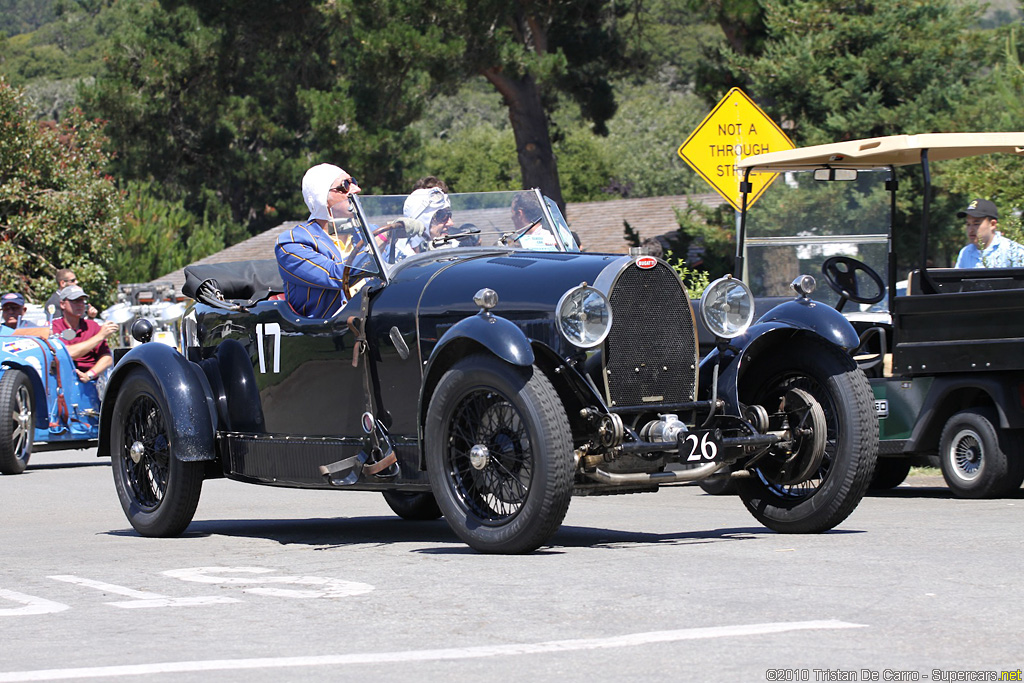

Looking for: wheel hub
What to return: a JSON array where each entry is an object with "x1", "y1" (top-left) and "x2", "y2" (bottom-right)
[
  {"x1": 469, "y1": 444, "x2": 490, "y2": 470},
  {"x1": 952, "y1": 431, "x2": 982, "y2": 479},
  {"x1": 130, "y1": 440, "x2": 145, "y2": 464}
]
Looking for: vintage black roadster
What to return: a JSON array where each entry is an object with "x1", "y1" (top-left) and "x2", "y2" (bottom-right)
[{"x1": 97, "y1": 189, "x2": 877, "y2": 553}]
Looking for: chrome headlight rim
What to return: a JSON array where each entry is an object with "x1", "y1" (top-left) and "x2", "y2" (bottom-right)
[
  {"x1": 700, "y1": 275, "x2": 755, "y2": 339},
  {"x1": 556, "y1": 284, "x2": 612, "y2": 349}
]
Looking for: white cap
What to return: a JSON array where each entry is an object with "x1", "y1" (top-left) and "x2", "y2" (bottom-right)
[
  {"x1": 301, "y1": 163, "x2": 344, "y2": 220},
  {"x1": 403, "y1": 187, "x2": 450, "y2": 227}
]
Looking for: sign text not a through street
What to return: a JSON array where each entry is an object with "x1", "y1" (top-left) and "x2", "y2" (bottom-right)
[{"x1": 677, "y1": 88, "x2": 794, "y2": 211}]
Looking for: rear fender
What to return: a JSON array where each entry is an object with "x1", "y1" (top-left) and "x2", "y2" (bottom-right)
[{"x1": 98, "y1": 344, "x2": 218, "y2": 461}]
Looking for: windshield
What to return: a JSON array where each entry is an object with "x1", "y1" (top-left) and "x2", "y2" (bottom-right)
[
  {"x1": 743, "y1": 168, "x2": 891, "y2": 309},
  {"x1": 350, "y1": 189, "x2": 578, "y2": 273}
]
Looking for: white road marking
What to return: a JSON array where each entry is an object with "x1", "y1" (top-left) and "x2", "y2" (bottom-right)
[
  {"x1": 0, "y1": 589, "x2": 69, "y2": 617},
  {"x1": 47, "y1": 575, "x2": 239, "y2": 608},
  {"x1": 0, "y1": 619, "x2": 865, "y2": 681},
  {"x1": 163, "y1": 566, "x2": 375, "y2": 598}
]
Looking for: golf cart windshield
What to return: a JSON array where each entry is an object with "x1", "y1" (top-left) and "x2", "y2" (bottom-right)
[{"x1": 742, "y1": 167, "x2": 891, "y2": 308}]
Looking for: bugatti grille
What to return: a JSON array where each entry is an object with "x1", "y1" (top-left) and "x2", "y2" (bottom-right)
[{"x1": 604, "y1": 262, "x2": 697, "y2": 407}]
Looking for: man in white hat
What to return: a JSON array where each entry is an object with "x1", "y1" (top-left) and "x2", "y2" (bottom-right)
[
  {"x1": 275, "y1": 163, "x2": 374, "y2": 318},
  {"x1": 50, "y1": 285, "x2": 117, "y2": 382}
]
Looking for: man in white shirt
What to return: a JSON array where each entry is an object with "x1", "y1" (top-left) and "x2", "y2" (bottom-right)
[{"x1": 954, "y1": 198, "x2": 1024, "y2": 268}]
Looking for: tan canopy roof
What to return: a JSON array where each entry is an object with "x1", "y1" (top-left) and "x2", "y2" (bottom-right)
[{"x1": 737, "y1": 133, "x2": 1024, "y2": 173}]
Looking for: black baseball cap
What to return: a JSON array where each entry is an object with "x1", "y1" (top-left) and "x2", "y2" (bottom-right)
[{"x1": 957, "y1": 198, "x2": 998, "y2": 219}]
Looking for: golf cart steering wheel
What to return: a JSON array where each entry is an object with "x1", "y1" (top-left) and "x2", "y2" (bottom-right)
[{"x1": 821, "y1": 256, "x2": 885, "y2": 311}]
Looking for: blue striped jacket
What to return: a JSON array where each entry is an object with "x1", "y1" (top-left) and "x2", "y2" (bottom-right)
[{"x1": 275, "y1": 220, "x2": 365, "y2": 318}]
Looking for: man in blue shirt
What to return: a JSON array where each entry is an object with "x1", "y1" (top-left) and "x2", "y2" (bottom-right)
[
  {"x1": 275, "y1": 163, "x2": 375, "y2": 318},
  {"x1": 954, "y1": 198, "x2": 1024, "y2": 268}
]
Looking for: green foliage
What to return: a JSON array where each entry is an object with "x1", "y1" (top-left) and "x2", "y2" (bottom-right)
[
  {"x1": 669, "y1": 258, "x2": 710, "y2": 297},
  {"x1": 0, "y1": 76, "x2": 122, "y2": 307},
  {"x1": 110, "y1": 181, "x2": 227, "y2": 284},
  {"x1": 729, "y1": 0, "x2": 989, "y2": 145}
]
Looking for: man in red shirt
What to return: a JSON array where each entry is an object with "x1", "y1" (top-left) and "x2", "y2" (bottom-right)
[{"x1": 51, "y1": 285, "x2": 118, "y2": 383}]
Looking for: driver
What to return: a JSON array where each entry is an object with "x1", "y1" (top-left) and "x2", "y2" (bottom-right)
[
  {"x1": 510, "y1": 191, "x2": 556, "y2": 248},
  {"x1": 275, "y1": 163, "x2": 373, "y2": 318}
]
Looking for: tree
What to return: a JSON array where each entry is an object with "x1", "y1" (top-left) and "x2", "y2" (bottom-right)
[{"x1": 0, "y1": 76, "x2": 122, "y2": 306}]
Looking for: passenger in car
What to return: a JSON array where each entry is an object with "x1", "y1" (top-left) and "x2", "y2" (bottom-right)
[
  {"x1": 50, "y1": 285, "x2": 117, "y2": 383},
  {"x1": 2, "y1": 292, "x2": 27, "y2": 329},
  {"x1": 953, "y1": 198, "x2": 1024, "y2": 268},
  {"x1": 403, "y1": 186, "x2": 455, "y2": 251},
  {"x1": 275, "y1": 163, "x2": 373, "y2": 318}
]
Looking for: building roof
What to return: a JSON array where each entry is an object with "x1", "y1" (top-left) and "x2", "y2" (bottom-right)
[{"x1": 155, "y1": 193, "x2": 728, "y2": 292}]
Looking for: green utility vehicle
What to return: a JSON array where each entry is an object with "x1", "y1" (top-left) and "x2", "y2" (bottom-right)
[{"x1": 736, "y1": 133, "x2": 1024, "y2": 497}]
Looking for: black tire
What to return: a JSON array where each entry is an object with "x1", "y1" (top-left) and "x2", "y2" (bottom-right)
[
  {"x1": 425, "y1": 354, "x2": 573, "y2": 554},
  {"x1": 736, "y1": 338, "x2": 878, "y2": 533},
  {"x1": 110, "y1": 368, "x2": 204, "y2": 536},
  {"x1": 698, "y1": 474, "x2": 737, "y2": 495},
  {"x1": 381, "y1": 490, "x2": 443, "y2": 520},
  {"x1": 0, "y1": 370, "x2": 34, "y2": 475},
  {"x1": 869, "y1": 458, "x2": 912, "y2": 490},
  {"x1": 938, "y1": 409, "x2": 1024, "y2": 498}
]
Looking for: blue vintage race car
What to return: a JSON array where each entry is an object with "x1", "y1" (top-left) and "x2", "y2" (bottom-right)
[{"x1": 0, "y1": 324, "x2": 101, "y2": 474}]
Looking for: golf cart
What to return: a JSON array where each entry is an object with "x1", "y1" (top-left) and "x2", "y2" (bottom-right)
[{"x1": 737, "y1": 132, "x2": 1024, "y2": 498}]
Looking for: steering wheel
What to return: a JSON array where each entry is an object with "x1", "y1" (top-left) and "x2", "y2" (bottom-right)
[{"x1": 821, "y1": 256, "x2": 885, "y2": 311}]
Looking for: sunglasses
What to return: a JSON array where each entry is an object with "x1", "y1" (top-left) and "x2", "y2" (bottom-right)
[
  {"x1": 431, "y1": 208, "x2": 452, "y2": 226},
  {"x1": 330, "y1": 178, "x2": 358, "y2": 193}
]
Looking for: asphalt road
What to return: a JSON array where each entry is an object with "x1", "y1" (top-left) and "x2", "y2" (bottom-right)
[{"x1": 2, "y1": 449, "x2": 1022, "y2": 682}]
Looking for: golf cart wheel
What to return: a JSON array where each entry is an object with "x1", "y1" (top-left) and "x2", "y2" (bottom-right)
[
  {"x1": 939, "y1": 408, "x2": 1024, "y2": 498},
  {"x1": 868, "y1": 458, "x2": 912, "y2": 490}
]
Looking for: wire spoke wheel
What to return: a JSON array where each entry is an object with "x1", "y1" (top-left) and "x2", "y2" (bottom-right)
[
  {"x1": 447, "y1": 389, "x2": 532, "y2": 522},
  {"x1": 737, "y1": 338, "x2": 877, "y2": 533},
  {"x1": 119, "y1": 394, "x2": 171, "y2": 509},
  {"x1": 426, "y1": 355, "x2": 573, "y2": 554},
  {"x1": 110, "y1": 369, "x2": 203, "y2": 537}
]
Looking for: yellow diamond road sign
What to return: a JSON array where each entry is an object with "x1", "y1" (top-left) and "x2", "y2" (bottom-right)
[{"x1": 677, "y1": 88, "x2": 794, "y2": 211}]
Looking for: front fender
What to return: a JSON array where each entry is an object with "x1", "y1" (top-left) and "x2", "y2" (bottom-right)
[
  {"x1": 756, "y1": 298, "x2": 860, "y2": 350},
  {"x1": 427, "y1": 311, "x2": 535, "y2": 373},
  {"x1": 417, "y1": 312, "x2": 536, "y2": 465},
  {"x1": 98, "y1": 344, "x2": 218, "y2": 462},
  {"x1": 699, "y1": 300, "x2": 859, "y2": 413}
]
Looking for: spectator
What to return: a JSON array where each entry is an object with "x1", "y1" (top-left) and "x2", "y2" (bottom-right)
[
  {"x1": 51, "y1": 285, "x2": 117, "y2": 383},
  {"x1": 44, "y1": 268, "x2": 98, "y2": 321},
  {"x1": 954, "y1": 198, "x2": 1024, "y2": 268},
  {"x1": 1, "y1": 292, "x2": 27, "y2": 330}
]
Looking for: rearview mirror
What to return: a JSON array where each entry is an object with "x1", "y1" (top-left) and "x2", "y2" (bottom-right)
[{"x1": 813, "y1": 168, "x2": 858, "y2": 181}]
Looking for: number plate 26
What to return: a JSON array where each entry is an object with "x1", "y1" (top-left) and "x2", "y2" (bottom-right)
[{"x1": 681, "y1": 429, "x2": 722, "y2": 462}]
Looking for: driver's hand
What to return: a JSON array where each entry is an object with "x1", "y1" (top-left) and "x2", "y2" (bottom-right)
[{"x1": 393, "y1": 217, "x2": 426, "y2": 238}]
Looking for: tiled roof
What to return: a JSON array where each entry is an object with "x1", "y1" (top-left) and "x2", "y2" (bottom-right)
[{"x1": 155, "y1": 193, "x2": 728, "y2": 292}]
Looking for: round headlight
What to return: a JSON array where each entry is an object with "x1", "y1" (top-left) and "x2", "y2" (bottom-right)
[
  {"x1": 700, "y1": 276, "x2": 754, "y2": 339},
  {"x1": 556, "y1": 285, "x2": 612, "y2": 348}
]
